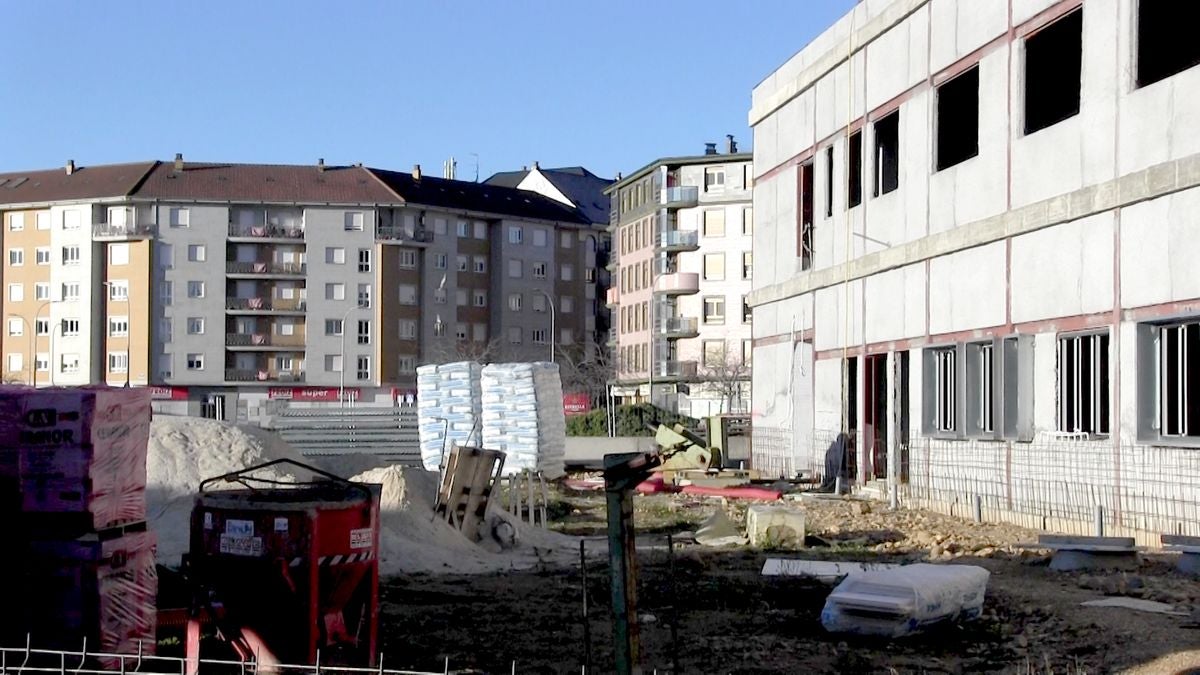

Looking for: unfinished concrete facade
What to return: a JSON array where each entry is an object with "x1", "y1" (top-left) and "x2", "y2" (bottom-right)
[{"x1": 748, "y1": 0, "x2": 1200, "y2": 540}]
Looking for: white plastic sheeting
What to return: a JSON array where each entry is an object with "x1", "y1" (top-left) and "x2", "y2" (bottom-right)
[{"x1": 820, "y1": 563, "x2": 990, "y2": 637}]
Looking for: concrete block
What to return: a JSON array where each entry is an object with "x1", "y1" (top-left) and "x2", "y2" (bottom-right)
[{"x1": 747, "y1": 505, "x2": 806, "y2": 549}]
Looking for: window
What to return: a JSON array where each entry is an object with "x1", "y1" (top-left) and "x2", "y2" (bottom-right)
[
  {"x1": 187, "y1": 281, "x2": 205, "y2": 298},
  {"x1": 742, "y1": 252, "x2": 753, "y2": 280},
  {"x1": 936, "y1": 66, "x2": 980, "y2": 171},
  {"x1": 455, "y1": 324, "x2": 468, "y2": 341},
  {"x1": 931, "y1": 347, "x2": 957, "y2": 433},
  {"x1": 457, "y1": 255, "x2": 468, "y2": 272},
  {"x1": 35, "y1": 212, "x2": 48, "y2": 230},
  {"x1": 109, "y1": 243, "x2": 129, "y2": 266},
  {"x1": 8, "y1": 284, "x2": 22, "y2": 302},
  {"x1": 159, "y1": 281, "x2": 173, "y2": 305},
  {"x1": 357, "y1": 283, "x2": 371, "y2": 308},
  {"x1": 34, "y1": 283, "x2": 49, "y2": 301},
  {"x1": 63, "y1": 211, "x2": 80, "y2": 230},
  {"x1": 799, "y1": 162, "x2": 815, "y2": 269},
  {"x1": 108, "y1": 352, "x2": 128, "y2": 374},
  {"x1": 742, "y1": 297, "x2": 752, "y2": 323},
  {"x1": 109, "y1": 317, "x2": 129, "y2": 336},
  {"x1": 561, "y1": 296, "x2": 574, "y2": 314},
  {"x1": 703, "y1": 210, "x2": 725, "y2": 237},
  {"x1": 62, "y1": 319, "x2": 80, "y2": 337},
  {"x1": 456, "y1": 289, "x2": 467, "y2": 306},
  {"x1": 399, "y1": 319, "x2": 417, "y2": 339},
  {"x1": 509, "y1": 225, "x2": 523, "y2": 244},
  {"x1": 1058, "y1": 332, "x2": 1110, "y2": 435},
  {"x1": 186, "y1": 317, "x2": 204, "y2": 335},
  {"x1": 824, "y1": 146, "x2": 834, "y2": 218},
  {"x1": 1152, "y1": 321, "x2": 1200, "y2": 437},
  {"x1": 560, "y1": 231, "x2": 572, "y2": 248},
  {"x1": 157, "y1": 352, "x2": 172, "y2": 378},
  {"x1": 186, "y1": 353, "x2": 204, "y2": 370},
  {"x1": 325, "y1": 283, "x2": 345, "y2": 301},
  {"x1": 7, "y1": 318, "x2": 22, "y2": 336},
  {"x1": 398, "y1": 250, "x2": 417, "y2": 268},
  {"x1": 169, "y1": 207, "x2": 189, "y2": 227},
  {"x1": 473, "y1": 256, "x2": 486, "y2": 273},
  {"x1": 1137, "y1": 0, "x2": 1200, "y2": 88},
  {"x1": 508, "y1": 294, "x2": 523, "y2": 311},
  {"x1": 159, "y1": 243, "x2": 174, "y2": 269},
  {"x1": 509, "y1": 259, "x2": 523, "y2": 278},
  {"x1": 532, "y1": 262, "x2": 546, "y2": 279},
  {"x1": 399, "y1": 356, "x2": 417, "y2": 374},
  {"x1": 703, "y1": 296, "x2": 725, "y2": 325},
  {"x1": 585, "y1": 267, "x2": 596, "y2": 283},
  {"x1": 1025, "y1": 9, "x2": 1082, "y2": 134},
  {"x1": 326, "y1": 247, "x2": 345, "y2": 264},
  {"x1": 61, "y1": 282, "x2": 79, "y2": 301},
  {"x1": 344, "y1": 212, "x2": 364, "y2": 231},
  {"x1": 703, "y1": 253, "x2": 725, "y2": 281},
  {"x1": 108, "y1": 281, "x2": 129, "y2": 301},
  {"x1": 532, "y1": 293, "x2": 547, "y2": 313},
  {"x1": 358, "y1": 248, "x2": 371, "y2": 273},
  {"x1": 325, "y1": 355, "x2": 343, "y2": 373},
  {"x1": 356, "y1": 355, "x2": 371, "y2": 381},
  {"x1": 35, "y1": 248, "x2": 50, "y2": 265},
  {"x1": 60, "y1": 354, "x2": 80, "y2": 374},
  {"x1": 398, "y1": 284, "x2": 417, "y2": 305},
  {"x1": 533, "y1": 229, "x2": 547, "y2": 247},
  {"x1": 62, "y1": 246, "x2": 81, "y2": 265},
  {"x1": 473, "y1": 290, "x2": 487, "y2": 307},
  {"x1": 874, "y1": 110, "x2": 900, "y2": 196},
  {"x1": 561, "y1": 264, "x2": 574, "y2": 281},
  {"x1": 474, "y1": 221, "x2": 487, "y2": 239},
  {"x1": 357, "y1": 320, "x2": 370, "y2": 345},
  {"x1": 8, "y1": 249, "x2": 23, "y2": 266},
  {"x1": 7, "y1": 213, "x2": 23, "y2": 231},
  {"x1": 847, "y1": 129, "x2": 863, "y2": 208},
  {"x1": 531, "y1": 329, "x2": 547, "y2": 344},
  {"x1": 967, "y1": 342, "x2": 994, "y2": 435},
  {"x1": 187, "y1": 244, "x2": 206, "y2": 262},
  {"x1": 704, "y1": 167, "x2": 725, "y2": 192},
  {"x1": 434, "y1": 288, "x2": 447, "y2": 304},
  {"x1": 743, "y1": 339, "x2": 753, "y2": 365},
  {"x1": 457, "y1": 220, "x2": 470, "y2": 237},
  {"x1": 743, "y1": 207, "x2": 753, "y2": 235},
  {"x1": 325, "y1": 319, "x2": 344, "y2": 336},
  {"x1": 508, "y1": 327, "x2": 522, "y2": 344},
  {"x1": 34, "y1": 353, "x2": 48, "y2": 372},
  {"x1": 6, "y1": 353, "x2": 20, "y2": 373},
  {"x1": 703, "y1": 340, "x2": 726, "y2": 368},
  {"x1": 35, "y1": 319, "x2": 49, "y2": 336},
  {"x1": 434, "y1": 253, "x2": 448, "y2": 269}
]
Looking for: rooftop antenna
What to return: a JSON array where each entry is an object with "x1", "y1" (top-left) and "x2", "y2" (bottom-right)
[{"x1": 469, "y1": 153, "x2": 479, "y2": 182}]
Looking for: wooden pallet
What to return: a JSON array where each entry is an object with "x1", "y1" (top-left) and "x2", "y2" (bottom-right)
[{"x1": 433, "y1": 446, "x2": 505, "y2": 542}]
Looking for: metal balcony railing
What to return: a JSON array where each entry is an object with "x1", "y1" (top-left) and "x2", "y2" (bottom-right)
[
  {"x1": 655, "y1": 360, "x2": 698, "y2": 379},
  {"x1": 225, "y1": 332, "x2": 307, "y2": 347},
  {"x1": 225, "y1": 297, "x2": 307, "y2": 312},
  {"x1": 92, "y1": 222, "x2": 156, "y2": 238},
  {"x1": 226, "y1": 261, "x2": 307, "y2": 275},
  {"x1": 376, "y1": 227, "x2": 433, "y2": 243},
  {"x1": 659, "y1": 230, "x2": 699, "y2": 250},
  {"x1": 227, "y1": 224, "x2": 305, "y2": 239},
  {"x1": 661, "y1": 185, "x2": 699, "y2": 209},
  {"x1": 660, "y1": 316, "x2": 698, "y2": 336},
  {"x1": 225, "y1": 368, "x2": 306, "y2": 382}
]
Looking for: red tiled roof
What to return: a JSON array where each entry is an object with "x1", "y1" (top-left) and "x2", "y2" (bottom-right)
[
  {"x1": 132, "y1": 161, "x2": 400, "y2": 204},
  {"x1": 0, "y1": 161, "x2": 157, "y2": 205}
]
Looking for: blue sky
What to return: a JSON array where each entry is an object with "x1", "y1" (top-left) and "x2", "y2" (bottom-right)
[{"x1": 0, "y1": 1, "x2": 854, "y2": 179}]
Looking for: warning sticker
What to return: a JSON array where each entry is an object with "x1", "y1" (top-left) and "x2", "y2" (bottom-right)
[
  {"x1": 274, "y1": 517, "x2": 289, "y2": 533},
  {"x1": 203, "y1": 512, "x2": 213, "y2": 530},
  {"x1": 349, "y1": 528, "x2": 373, "y2": 549},
  {"x1": 220, "y1": 535, "x2": 264, "y2": 557},
  {"x1": 225, "y1": 519, "x2": 255, "y2": 537}
]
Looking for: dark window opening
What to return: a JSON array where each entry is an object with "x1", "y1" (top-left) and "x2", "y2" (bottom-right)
[
  {"x1": 1138, "y1": 0, "x2": 1200, "y2": 88},
  {"x1": 847, "y1": 130, "x2": 863, "y2": 208},
  {"x1": 799, "y1": 161, "x2": 814, "y2": 270},
  {"x1": 1160, "y1": 322, "x2": 1200, "y2": 437},
  {"x1": 1057, "y1": 333, "x2": 1110, "y2": 435},
  {"x1": 1025, "y1": 8, "x2": 1082, "y2": 135},
  {"x1": 824, "y1": 146, "x2": 834, "y2": 218},
  {"x1": 874, "y1": 110, "x2": 900, "y2": 196},
  {"x1": 936, "y1": 66, "x2": 980, "y2": 171}
]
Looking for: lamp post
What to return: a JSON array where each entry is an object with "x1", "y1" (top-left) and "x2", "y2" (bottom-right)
[
  {"x1": 48, "y1": 320, "x2": 63, "y2": 387},
  {"x1": 6, "y1": 314, "x2": 31, "y2": 384},
  {"x1": 30, "y1": 300, "x2": 53, "y2": 387},
  {"x1": 533, "y1": 289, "x2": 555, "y2": 363},
  {"x1": 338, "y1": 303, "x2": 368, "y2": 407},
  {"x1": 101, "y1": 282, "x2": 130, "y2": 387}
]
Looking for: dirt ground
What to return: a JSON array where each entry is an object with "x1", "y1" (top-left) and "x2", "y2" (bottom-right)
[{"x1": 378, "y1": 482, "x2": 1200, "y2": 674}]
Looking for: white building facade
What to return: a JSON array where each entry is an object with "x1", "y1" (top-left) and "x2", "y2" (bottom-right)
[{"x1": 748, "y1": 0, "x2": 1200, "y2": 541}]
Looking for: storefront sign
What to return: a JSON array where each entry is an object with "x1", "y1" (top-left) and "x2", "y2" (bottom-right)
[
  {"x1": 149, "y1": 386, "x2": 189, "y2": 401},
  {"x1": 268, "y1": 387, "x2": 360, "y2": 402},
  {"x1": 563, "y1": 392, "x2": 590, "y2": 415}
]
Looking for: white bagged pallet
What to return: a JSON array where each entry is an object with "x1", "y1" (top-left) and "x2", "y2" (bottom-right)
[
  {"x1": 480, "y1": 362, "x2": 566, "y2": 479},
  {"x1": 416, "y1": 362, "x2": 483, "y2": 470}
]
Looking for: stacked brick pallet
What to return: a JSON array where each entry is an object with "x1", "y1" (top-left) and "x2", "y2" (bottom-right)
[{"x1": 0, "y1": 387, "x2": 156, "y2": 658}]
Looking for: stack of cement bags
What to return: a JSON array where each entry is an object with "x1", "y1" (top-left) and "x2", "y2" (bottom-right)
[
  {"x1": 480, "y1": 362, "x2": 566, "y2": 479},
  {"x1": 416, "y1": 362, "x2": 483, "y2": 471}
]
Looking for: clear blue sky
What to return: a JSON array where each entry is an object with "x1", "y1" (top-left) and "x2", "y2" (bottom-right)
[{"x1": 0, "y1": 1, "x2": 855, "y2": 180}]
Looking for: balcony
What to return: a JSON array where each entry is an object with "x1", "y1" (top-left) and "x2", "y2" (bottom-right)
[
  {"x1": 225, "y1": 333, "x2": 307, "y2": 349},
  {"x1": 228, "y1": 224, "x2": 305, "y2": 241},
  {"x1": 93, "y1": 222, "x2": 156, "y2": 240},
  {"x1": 226, "y1": 297, "x2": 307, "y2": 314},
  {"x1": 606, "y1": 287, "x2": 620, "y2": 307},
  {"x1": 226, "y1": 261, "x2": 307, "y2": 277},
  {"x1": 654, "y1": 272, "x2": 700, "y2": 296},
  {"x1": 659, "y1": 316, "x2": 699, "y2": 339},
  {"x1": 661, "y1": 186, "x2": 699, "y2": 210},
  {"x1": 376, "y1": 227, "x2": 433, "y2": 245},
  {"x1": 658, "y1": 230, "x2": 699, "y2": 252},
  {"x1": 655, "y1": 360, "x2": 698, "y2": 381},
  {"x1": 225, "y1": 369, "x2": 306, "y2": 383},
  {"x1": 606, "y1": 329, "x2": 617, "y2": 346}
]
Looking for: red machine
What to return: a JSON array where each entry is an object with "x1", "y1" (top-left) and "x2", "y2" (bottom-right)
[{"x1": 183, "y1": 460, "x2": 380, "y2": 670}]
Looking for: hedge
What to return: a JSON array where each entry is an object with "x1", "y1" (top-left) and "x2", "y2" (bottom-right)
[{"x1": 566, "y1": 403, "x2": 698, "y2": 437}]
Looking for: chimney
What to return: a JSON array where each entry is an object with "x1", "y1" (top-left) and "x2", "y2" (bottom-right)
[
  {"x1": 317, "y1": 158, "x2": 325, "y2": 173},
  {"x1": 173, "y1": 153, "x2": 184, "y2": 171},
  {"x1": 65, "y1": 159, "x2": 75, "y2": 175},
  {"x1": 412, "y1": 164, "x2": 422, "y2": 180},
  {"x1": 533, "y1": 161, "x2": 539, "y2": 169},
  {"x1": 726, "y1": 134, "x2": 738, "y2": 154},
  {"x1": 704, "y1": 142, "x2": 718, "y2": 156}
]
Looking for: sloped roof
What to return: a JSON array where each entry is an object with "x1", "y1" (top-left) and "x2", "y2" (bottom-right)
[
  {"x1": 133, "y1": 161, "x2": 398, "y2": 204},
  {"x1": 369, "y1": 168, "x2": 589, "y2": 224},
  {"x1": 484, "y1": 166, "x2": 612, "y2": 225},
  {"x1": 0, "y1": 161, "x2": 157, "y2": 205}
]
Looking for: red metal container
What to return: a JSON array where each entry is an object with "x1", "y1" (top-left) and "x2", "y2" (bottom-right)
[{"x1": 188, "y1": 462, "x2": 380, "y2": 667}]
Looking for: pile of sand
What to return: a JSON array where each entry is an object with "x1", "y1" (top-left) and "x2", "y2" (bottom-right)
[{"x1": 146, "y1": 416, "x2": 578, "y2": 574}]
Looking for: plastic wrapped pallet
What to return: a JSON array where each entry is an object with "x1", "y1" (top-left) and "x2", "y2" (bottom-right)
[
  {"x1": 480, "y1": 362, "x2": 566, "y2": 479},
  {"x1": 416, "y1": 362, "x2": 483, "y2": 471},
  {"x1": 820, "y1": 563, "x2": 990, "y2": 637},
  {"x1": 0, "y1": 386, "x2": 153, "y2": 531}
]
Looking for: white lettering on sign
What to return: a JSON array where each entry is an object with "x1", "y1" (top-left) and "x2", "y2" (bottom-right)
[
  {"x1": 225, "y1": 519, "x2": 254, "y2": 537},
  {"x1": 219, "y1": 535, "x2": 264, "y2": 557},
  {"x1": 274, "y1": 517, "x2": 289, "y2": 533},
  {"x1": 203, "y1": 512, "x2": 213, "y2": 530},
  {"x1": 349, "y1": 528, "x2": 373, "y2": 550}
]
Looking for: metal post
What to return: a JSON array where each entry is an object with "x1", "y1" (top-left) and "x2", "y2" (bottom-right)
[
  {"x1": 606, "y1": 483, "x2": 640, "y2": 675},
  {"x1": 580, "y1": 539, "x2": 592, "y2": 674},
  {"x1": 1095, "y1": 504, "x2": 1105, "y2": 537},
  {"x1": 973, "y1": 494, "x2": 983, "y2": 523},
  {"x1": 666, "y1": 533, "x2": 679, "y2": 675}
]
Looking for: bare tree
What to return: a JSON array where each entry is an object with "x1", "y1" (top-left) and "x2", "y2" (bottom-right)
[
  {"x1": 427, "y1": 336, "x2": 508, "y2": 365},
  {"x1": 700, "y1": 345, "x2": 751, "y2": 414},
  {"x1": 556, "y1": 343, "x2": 615, "y2": 407}
]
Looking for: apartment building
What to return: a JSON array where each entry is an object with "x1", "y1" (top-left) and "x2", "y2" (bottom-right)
[
  {"x1": 0, "y1": 157, "x2": 604, "y2": 421},
  {"x1": 607, "y1": 142, "x2": 753, "y2": 416},
  {"x1": 748, "y1": 0, "x2": 1200, "y2": 538}
]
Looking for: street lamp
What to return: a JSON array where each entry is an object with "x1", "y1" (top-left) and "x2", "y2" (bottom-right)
[
  {"x1": 101, "y1": 282, "x2": 130, "y2": 387},
  {"x1": 30, "y1": 300, "x2": 53, "y2": 387},
  {"x1": 532, "y1": 288, "x2": 555, "y2": 363},
  {"x1": 5, "y1": 314, "x2": 31, "y2": 384},
  {"x1": 339, "y1": 303, "x2": 368, "y2": 407}
]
